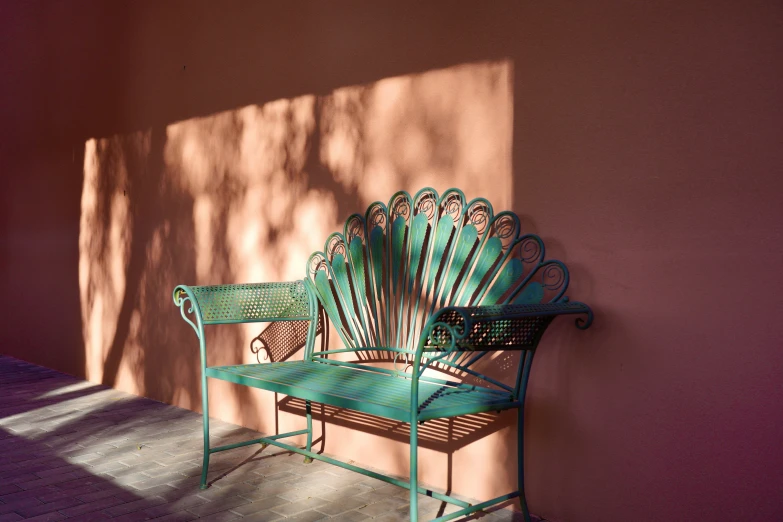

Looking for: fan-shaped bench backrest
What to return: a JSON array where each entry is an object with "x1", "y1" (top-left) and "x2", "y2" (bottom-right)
[{"x1": 305, "y1": 188, "x2": 570, "y2": 351}]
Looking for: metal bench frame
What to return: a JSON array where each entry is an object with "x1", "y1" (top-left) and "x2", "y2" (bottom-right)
[{"x1": 173, "y1": 188, "x2": 592, "y2": 522}]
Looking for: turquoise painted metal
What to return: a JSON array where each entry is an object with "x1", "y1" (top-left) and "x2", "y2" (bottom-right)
[{"x1": 173, "y1": 188, "x2": 593, "y2": 522}]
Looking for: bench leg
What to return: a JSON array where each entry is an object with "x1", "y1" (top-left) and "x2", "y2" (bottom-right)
[
  {"x1": 303, "y1": 400, "x2": 313, "y2": 464},
  {"x1": 518, "y1": 406, "x2": 531, "y2": 522},
  {"x1": 200, "y1": 373, "x2": 211, "y2": 490},
  {"x1": 410, "y1": 418, "x2": 419, "y2": 522}
]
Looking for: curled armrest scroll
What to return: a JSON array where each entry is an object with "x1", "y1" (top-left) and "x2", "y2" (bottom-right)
[{"x1": 173, "y1": 285, "x2": 203, "y2": 339}]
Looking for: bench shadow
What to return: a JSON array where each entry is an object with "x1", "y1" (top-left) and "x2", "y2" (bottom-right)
[
  {"x1": 0, "y1": 357, "x2": 203, "y2": 519},
  {"x1": 0, "y1": 426, "x2": 154, "y2": 519},
  {"x1": 249, "y1": 312, "x2": 519, "y2": 511}
]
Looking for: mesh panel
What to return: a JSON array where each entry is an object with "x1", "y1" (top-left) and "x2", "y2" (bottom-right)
[
  {"x1": 251, "y1": 315, "x2": 324, "y2": 362},
  {"x1": 191, "y1": 282, "x2": 310, "y2": 323},
  {"x1": 427, "y1": 303, "x2": 587, "y2": 349}
]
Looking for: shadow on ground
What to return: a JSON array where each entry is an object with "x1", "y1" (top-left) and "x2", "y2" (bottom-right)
[{"x1": 0, "y1": 356, "x2": 536, "y2": 521}]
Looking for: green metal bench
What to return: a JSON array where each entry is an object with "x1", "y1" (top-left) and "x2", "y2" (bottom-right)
[{"x1": 173, "y1": 187, "x2": 592, "y2": 522}]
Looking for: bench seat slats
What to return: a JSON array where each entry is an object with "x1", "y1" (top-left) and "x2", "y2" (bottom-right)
[{"x1": 205, "y1": 361, "x2": 518, "y2": 423}]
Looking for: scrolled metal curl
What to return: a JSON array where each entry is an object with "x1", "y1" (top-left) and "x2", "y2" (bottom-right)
[
  {"x1": 490, "y1": 213, "x2": 520, "y2": 250},
  {"x1": 172, "y1": 286, "x2": 201, "y2": 339},
  {"x1": 390, "y1": 194, "x2": 411, "y2": 220},
  {"x1": 573, "y1": 303, "x2": 594, "y2": 330},
  {"x1": 367, "y1": 203, "x2": 387, "y2": 229},
  {"x1": 345, "y1": 215, "x2": 365, "y2": 244},
  {"x1": 250, "y1": 336, "x2": 271, "y2": 362},
  {"x1": 439, "y1": 192, "x2": 464, "y2": 223},
  {"x1": 415, "y1": 190, "x2": 438, "y2": 220},
  {"x1": 307, "y1": 253, "x2": 329, "y2": 279},
  {"x1": 517, "y1": 234, "x2": 545, "y2": 264},
  {"x1": 466, "y1": 201, "x2": 492, "y2": 236},
  {"x1": 416, "y1": 308, "x2": 471, "y2": 377},
  {"x1": 393, "y1": 350, "x2": 412, "y2": 374},
  {"x1": 326, "y1": 234, "x2": 346, "y2": 259},
  {"x1": 541, "y1": 262, "x2": 567, "y2": 291}
]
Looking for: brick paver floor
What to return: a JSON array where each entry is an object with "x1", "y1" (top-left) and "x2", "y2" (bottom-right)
[{"x1": 0, "y1": 356, "x2": 532, "y2": 522}]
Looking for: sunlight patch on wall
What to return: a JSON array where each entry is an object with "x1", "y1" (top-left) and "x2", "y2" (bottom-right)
[
  {"x1": 322, "y1": 60, "x2": 513, "y2": 206},
  {"x1": 78, "y1": 60, "x2": 513, "y2": 415},
  {"x1": 79, "y1": 132, "x2": 150, "y2": 387},
  {"x1": 165, "y1": 95, "x2": 325, "y2": 287}
]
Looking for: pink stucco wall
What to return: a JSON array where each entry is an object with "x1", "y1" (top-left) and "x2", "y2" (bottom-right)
[{"x1": 2, "y1": 2, "x2": 782, "y2": 521}]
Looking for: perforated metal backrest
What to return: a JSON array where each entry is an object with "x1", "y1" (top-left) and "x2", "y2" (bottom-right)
[
  {"x1": 191, "y1": 282, "x2": 311, "y2": 324},
  {"x1": 305, "y1": 188, "x2": 571, "y2": 350}
]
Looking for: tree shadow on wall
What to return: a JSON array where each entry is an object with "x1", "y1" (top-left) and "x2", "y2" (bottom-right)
[
  {"x1": 82, "y1": 128, "x2": 205, "y2": 413},
  {"x1": 79, "y1": 53, "x2": 518, "y2": 519}
]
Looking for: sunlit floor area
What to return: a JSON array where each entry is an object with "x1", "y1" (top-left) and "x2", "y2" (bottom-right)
[{"x1": 0, "y1": 356, "x2": 531, "y2": 522}]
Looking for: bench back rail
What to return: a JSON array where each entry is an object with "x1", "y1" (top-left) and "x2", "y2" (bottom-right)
[{"x1": 306, "y1": 187, "x2": 572, "y2": 373}]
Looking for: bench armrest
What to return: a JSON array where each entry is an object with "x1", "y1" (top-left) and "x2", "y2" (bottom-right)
[
  {"x1": 421, "y1": 301, "x2": 593, "y2": 352},
  {"x1": 173, "y1": 281, "x2": 319, "y2": 371},
  {"x1": 173, "y1": 281, "x2": 315, "y2": 337}
]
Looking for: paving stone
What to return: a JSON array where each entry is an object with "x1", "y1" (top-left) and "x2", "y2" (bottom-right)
[
  {"x1": 165, "y1": 494, "x2": 215, "y2": 513},
  {"x1": 162, "y1": 475, "x2": 204, "y2": 490},
  {"x1": 104, "y1": 460, "x2": 163, "y2": 477},
  {"x1": 17, "y1": 471, "x2": 92, "y2": 490},
  {"x1": 373, "y1": 484, "x2": 413, "y2": 499},
  {"x1": 238, "y1": 483, "x2": 292, "y2": 501},
  {"x1": 278, "y1": 485, "x2": 333, "y2": 502},
  {"x1": 0, "y1": 495, "x2": 42, "y2": 513},
  {"x1": 197, "y1": 510, "x2": 243, "y2": 522},
  {"x1": 357, "y1": 476, "x2": 392, "y2": 489},
  {"x1": 8, "y1": 473, "x2": 42, "y2": 485},
  {"x1": 127, "y1": 471, "x2": 192, "y2": 490},
  {"x1": 314, "y1": 473, "x2": 367, "y2": 489},
  {"x1": 327, "y1": 510, "x2": 372, "y2": 522},
  {"x1": 354, "y1": 489, "x2": 395, "y2": 506},
  {"x1": 198, "y1": 482, "x2": 260, "y2": 501},
  {"x1": 15, "y1": 461, "x2": 73, "y2": 479},
  {"x1": 0, "y1": 487, "x2": 48, "y2": 504},
  {"x1": 229, "y1": 495, "x2": 291, "y2": 516},
  {"x1": 270, "y1": 496, "x2": 329, "y2": 517},
  {"x1": 32, "y1": 489, "x2": 75, "y2": 504},
  {"x1": 312, "y1": 484, "x2": 373, "y2": 502},
  {"x1": 76, "y1": 488, "x2": 126, "y2": 503},
  {"x1": 372, "y1": 512, "x2": 410, "y2": 522},
  {"x1": 314, "y1": 496, "x2": 370, "y2": 516},
  {"x1": 58, "y1": 495, "x2": 126, "y2": 517},
  {"x1": 134, "y1": 484, "x2": 190, "y2": 501},
  {"x1": 54, "y1": 477, "x2": 114, "y2": 492},
  {"x1": 235, "y1": 510, "x2": 283, "y2": 522},
  {"x1": 107, "y1": 471, "x2": 156, "y2": 486},
  {"x1": 186, "y1": 495, "x2": 251, "y2": 517},
  {"x1": 244, "y1": 471, "x2": 300, "y2": 486},
  {"x1": 151, "y1": 511, "x2": 198, "y2": 522},
  {"x1": 359, "y1": 499, "x2": 415, "y2": 518},
  {"x1": 255, "y1": 462, "x2": 295, "y2": 476},
  {"x1": 102, "y1": 496, "x2": 168, "y2": 517},
  {"x1": 23, "y1": 512, "x2": 66, "y2": 522},
  {"x1": 283, "y1": 509, "x2": 330, "y2": 522},
  {"x1": 14, "y1": 496, "x2": 83, "y2": 518},
  {"x1": 110, "y1": 511, "x2": 160, "y2": 522}
]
